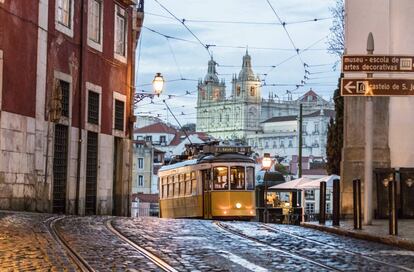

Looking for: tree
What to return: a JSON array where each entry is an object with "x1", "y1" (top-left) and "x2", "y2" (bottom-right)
[
  {"x1": 326, "y1": 79, "x2": 344, "y2": 175},
  {"x1": 181, "y1": 123, "x2": 196, "y2": 132},
  {"x1": 327, "y1": 0, "x2": 344, "y2": 58}
]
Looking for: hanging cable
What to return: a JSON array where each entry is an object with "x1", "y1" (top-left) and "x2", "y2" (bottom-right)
[
  {"x1": 152, "y1": 0, "x2": 212, "y2": 57},
  {"x1": 166, "y1": 37, "x2": 183, "y2": 79}
]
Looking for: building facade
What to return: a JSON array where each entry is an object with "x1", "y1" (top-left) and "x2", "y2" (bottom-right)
[
  {"x1": 196, "y1": 54, "x2": 334, "y2": 142},
  {"x1": 0, "y1": 0, "x2": 143, "y2": 215},
  {"x1": 196, "y1": 52, "x2": 262, "y2": 140},
  {"x1": 247, "y1": 109, "x2": 335, "y2": 159}
]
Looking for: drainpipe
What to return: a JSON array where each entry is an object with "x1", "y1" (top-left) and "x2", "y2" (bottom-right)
[{"x1": 75, "y1": 0, "x2": 86, "y2": 215}]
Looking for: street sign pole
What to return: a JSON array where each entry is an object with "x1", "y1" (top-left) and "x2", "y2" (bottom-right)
[{"x1": 364, "y1": 32, "x2": 374, "y2": 225}]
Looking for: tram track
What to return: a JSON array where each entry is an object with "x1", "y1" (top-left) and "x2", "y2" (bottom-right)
[
  {"x1": 214, "y1": 221, "x2": 341, "y2": 272},
  {"x1": 261, "y1": 224, "x2": 414, "y2": 272},
  {"x1": 47, "y1": 216, "x2": 95, "y2": 272},
  {"x1": 105, "y1": 219, "x2": 178, "y2": 272}
]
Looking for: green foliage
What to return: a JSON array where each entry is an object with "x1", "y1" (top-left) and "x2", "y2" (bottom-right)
[
  {"x1": 326, "y1": 79, "x2": 344, "y2": 175},
  {"x1": 275, "y1": 163, "x2": 289, "y2": 175}
]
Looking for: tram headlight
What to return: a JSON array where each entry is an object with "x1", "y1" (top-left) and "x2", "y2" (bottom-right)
[
  {"x1": 235, "y1": 203, "x2": 242, "y2": 209},
  {"x1": 223, "y1": 210, "x2": 227, "y2": 215}
]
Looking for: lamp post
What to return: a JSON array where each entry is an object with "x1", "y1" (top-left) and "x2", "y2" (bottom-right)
[
  {"x1": 262, "y1": 153, "x2": 272, "y2": 223},
  {"x1": 134, "y1": 73, "x2": 164, "y2": 104}
]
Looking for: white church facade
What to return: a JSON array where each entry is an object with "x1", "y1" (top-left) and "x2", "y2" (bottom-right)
[
  {"x1": 196, "y1": 52, "x2": 262, "y2": 140},
  {"x1": 196, "y1": 52, "x2": 335, "y2": 145}
]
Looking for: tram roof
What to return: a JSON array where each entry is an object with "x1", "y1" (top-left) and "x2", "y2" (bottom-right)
[
  {"x1": 159, "y1": 159, "x2": 198, "y2": 172},
  {"x1": 159, "y1": 153, "x2": 255, "y2": 172},
  {"x1": 198, "y1": 153, "x2": 255, "y2": 164}
]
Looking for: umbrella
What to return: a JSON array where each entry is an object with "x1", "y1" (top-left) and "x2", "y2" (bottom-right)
[
  {"x1": 269, "y1": 177, "x2": 313, "y2": 190},
  {"x1": 299, "y1": 175, "x2": 340, "y2": 189}
]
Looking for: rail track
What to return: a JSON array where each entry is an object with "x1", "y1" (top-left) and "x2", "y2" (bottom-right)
[
  {"x1": 261, "y1": 224, "x2": 414, "y2": 272},
  {"x1": 214, "y1": 221, "x2": 341, "y2": 271},
  {"x1": 105, "y1": 219, "x2": 178, "y2": 272},
  {"x1": 47, "y1": 216, "x2": 95, "y2": 272},
  {"x1": 47, "y1": 216, "x2": 177, "y2": 272}
]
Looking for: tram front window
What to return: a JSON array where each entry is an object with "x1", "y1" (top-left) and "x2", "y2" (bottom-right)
[
  {"x1": 213, "y1": 166, "x2": 228, "y2": 190},
  {"x1": 230, "y1": 166, "x2": 245, "y2": 190}
]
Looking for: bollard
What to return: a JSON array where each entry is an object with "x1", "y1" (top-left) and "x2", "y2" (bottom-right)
[
  {"x1": 319, "y1": 181, "x2": 327, "y2": 225},
  {"x1": 389, "y1": 172, "x2": 398, "y2": 235},
  {"x1": 332, "y1": 179, "x2": 340, "y2": 226},
  {"x1": 353, "y1": 179, "x2": 362, "y2": 229}
]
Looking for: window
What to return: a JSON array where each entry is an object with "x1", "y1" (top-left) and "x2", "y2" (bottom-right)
[
  {"x1": 236, "y1": 86, "x2": 241, "y2": 96},
  {"x1": 213, "y1": 166, "x2": 228, "y2": 190},
  {"x1": 162, "y1": 184, "x2": 167, "y2": 199},
  {"x1": 246, "y1": 167, "x2": 255, "y2": 190},
  {"x1": 230, "y1": 167, "x2": 245, "y2": 190},
  {"x1": 57, "y1": 0, "x2": 72, "y2": 28},
  {"x1": 250, "y1": 86, "x2": 255, "y2": 96},
  {"x1": 60, "y1": 80, "x2": 70, "y2": 117},
  {"x1": 288, "y1": 139, "x2": 293, "y2": 148},
  {"x1": 114, "y1": 99, "x2": 124, "y2": 131},
  {"x1": 88, "y1": 0, "x2": 102, "y2": 44},
  {"x1": 280, "y1": 140, "x2": 284, "y2": 148},
  {"x1": 160, "y1": 135, "x2": 166, "y2": 144},
  {"x1": 305, "y1": 203, "x2": 315, "y2": 214},
  {"x1": 202, "y1": 170, "x2": 211, "y2": 191},
  {"x1": 114, "y1": 5, "x2": 127, "y2": 58},
  {"x1": 138, "y1": 158, "x2": 143, "y2": 169},
  {"x1": 185, "y1": 173, "x2": 192, "y2": 196},
  {"x1": 326, "y1": 203, "x2": 331, "y2": 214},
  {"x1": 174, "y1": 180, "x2": 179, "y2": 197},
  {"x1": 138, "y1": 175, "x2": 143, "y2": 186},
  {"x1": 191, "y1": 171, "x2": 197, "y2": 195},
  {"x1": 305, "y1": 190, "x2": 315, "y2": 200},
  {"x1": 88, "y1": 91, "x2": 99, "y2": 124},
  {"x1": 145, "y1": 136, "x2": 152, "y2": 142},
  {"x1": 314, "y1": 122, "x2": 319, "y2": 133}
]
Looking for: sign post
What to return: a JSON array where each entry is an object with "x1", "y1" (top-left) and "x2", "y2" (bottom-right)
[
  {"x1": 341, "y1": 78, "x2": 414, "y2": 96},
  {"x1": 342, "y1": 55, "x2": 414, "y2": 73}
]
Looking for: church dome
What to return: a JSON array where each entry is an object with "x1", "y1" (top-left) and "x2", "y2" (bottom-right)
[
  {"x1": 238, "y1": 50, "x2": 257, "y2": 81},
  {"x1": 204, "y1": 57, "x2": 219, "y2": 83}
]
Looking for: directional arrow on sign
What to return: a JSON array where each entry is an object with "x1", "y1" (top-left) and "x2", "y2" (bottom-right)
[{"x1": 344, "y1": 81, "x2": 356, "y2": 93}]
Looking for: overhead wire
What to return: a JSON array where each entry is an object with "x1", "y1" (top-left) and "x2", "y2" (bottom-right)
[
  {"x1": 145, "y1": 11, "x2": 333, "y2": 26},
  {"x1": 152, "y1": 0, "x2": 212, "y2": 57}
]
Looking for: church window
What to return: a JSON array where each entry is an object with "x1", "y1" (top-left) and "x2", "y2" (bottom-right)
[
  {"x1": 236, "y1": 86, "x2": 241, "y2": 96},
  {"x1": 280, "y1": 140, "x2": 285, "y2": 148},
  {"x1": 250, "y1": 86, "x2": 256, "y2": 96}
]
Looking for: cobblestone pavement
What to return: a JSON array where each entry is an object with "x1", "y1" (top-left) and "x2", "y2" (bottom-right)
[
  {"x1": 55, "y1": 216, "x2": 163, "y2": 272},
  {"x1": 0, "y1": 211, "x2": 78, "y2": 271},
  {"x1": 219, "y1": 221, "x2": 414, "y2": 272},
  {"x1": 114, "y1": 218, "x2": 414, "y2": 272},
  {"x1": 1, "y1": 211, "x2": 414, "y2": 272}
]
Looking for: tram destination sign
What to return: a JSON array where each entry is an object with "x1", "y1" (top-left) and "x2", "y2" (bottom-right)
[
  {"x1": 204, "y1": 146, "x2": 251, "y2": 154},
  {"x1": 341, "y1": 78, "x2": 414, "y2": 96},
  {"x1": 342, "y1": 55, "x2": 414, "y2": 73}
]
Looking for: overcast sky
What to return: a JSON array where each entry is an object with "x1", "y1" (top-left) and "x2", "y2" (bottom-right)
[{"x1": 135, "y1": 0, "x2": 340, "y2": 125}]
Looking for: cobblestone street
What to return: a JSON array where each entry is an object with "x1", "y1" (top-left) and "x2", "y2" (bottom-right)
[{"x1": 1, "y1": 211, "x2": 414, "y2": 271}]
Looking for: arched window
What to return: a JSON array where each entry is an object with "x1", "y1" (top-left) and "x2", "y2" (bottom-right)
[
  {"x1": 250, "y1": 86, "x2": 256, "y2": 96},
  {"x1": 236, "y1": 86, "x2": 241, "y2": 96}
]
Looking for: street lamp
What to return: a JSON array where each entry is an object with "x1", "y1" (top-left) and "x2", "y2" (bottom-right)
[
  {"x1": 152, "y1": 73, "x2": 164, "y2": 95},
  {"x1": 134, "y1": 73, "x2": 164, "y2": 104},
  {"x1": 262, "y1": 153, "x2": 272, "y2": 223}
]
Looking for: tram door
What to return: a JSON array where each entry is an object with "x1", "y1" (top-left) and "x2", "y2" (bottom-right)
[{"x1": 202, "y1": 169, "x2": 212, "y2": 219}]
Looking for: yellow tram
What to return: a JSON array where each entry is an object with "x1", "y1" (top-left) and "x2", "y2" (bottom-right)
[{"x1": 158, "y1": 145, "x2": 256, "y2": 219}]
